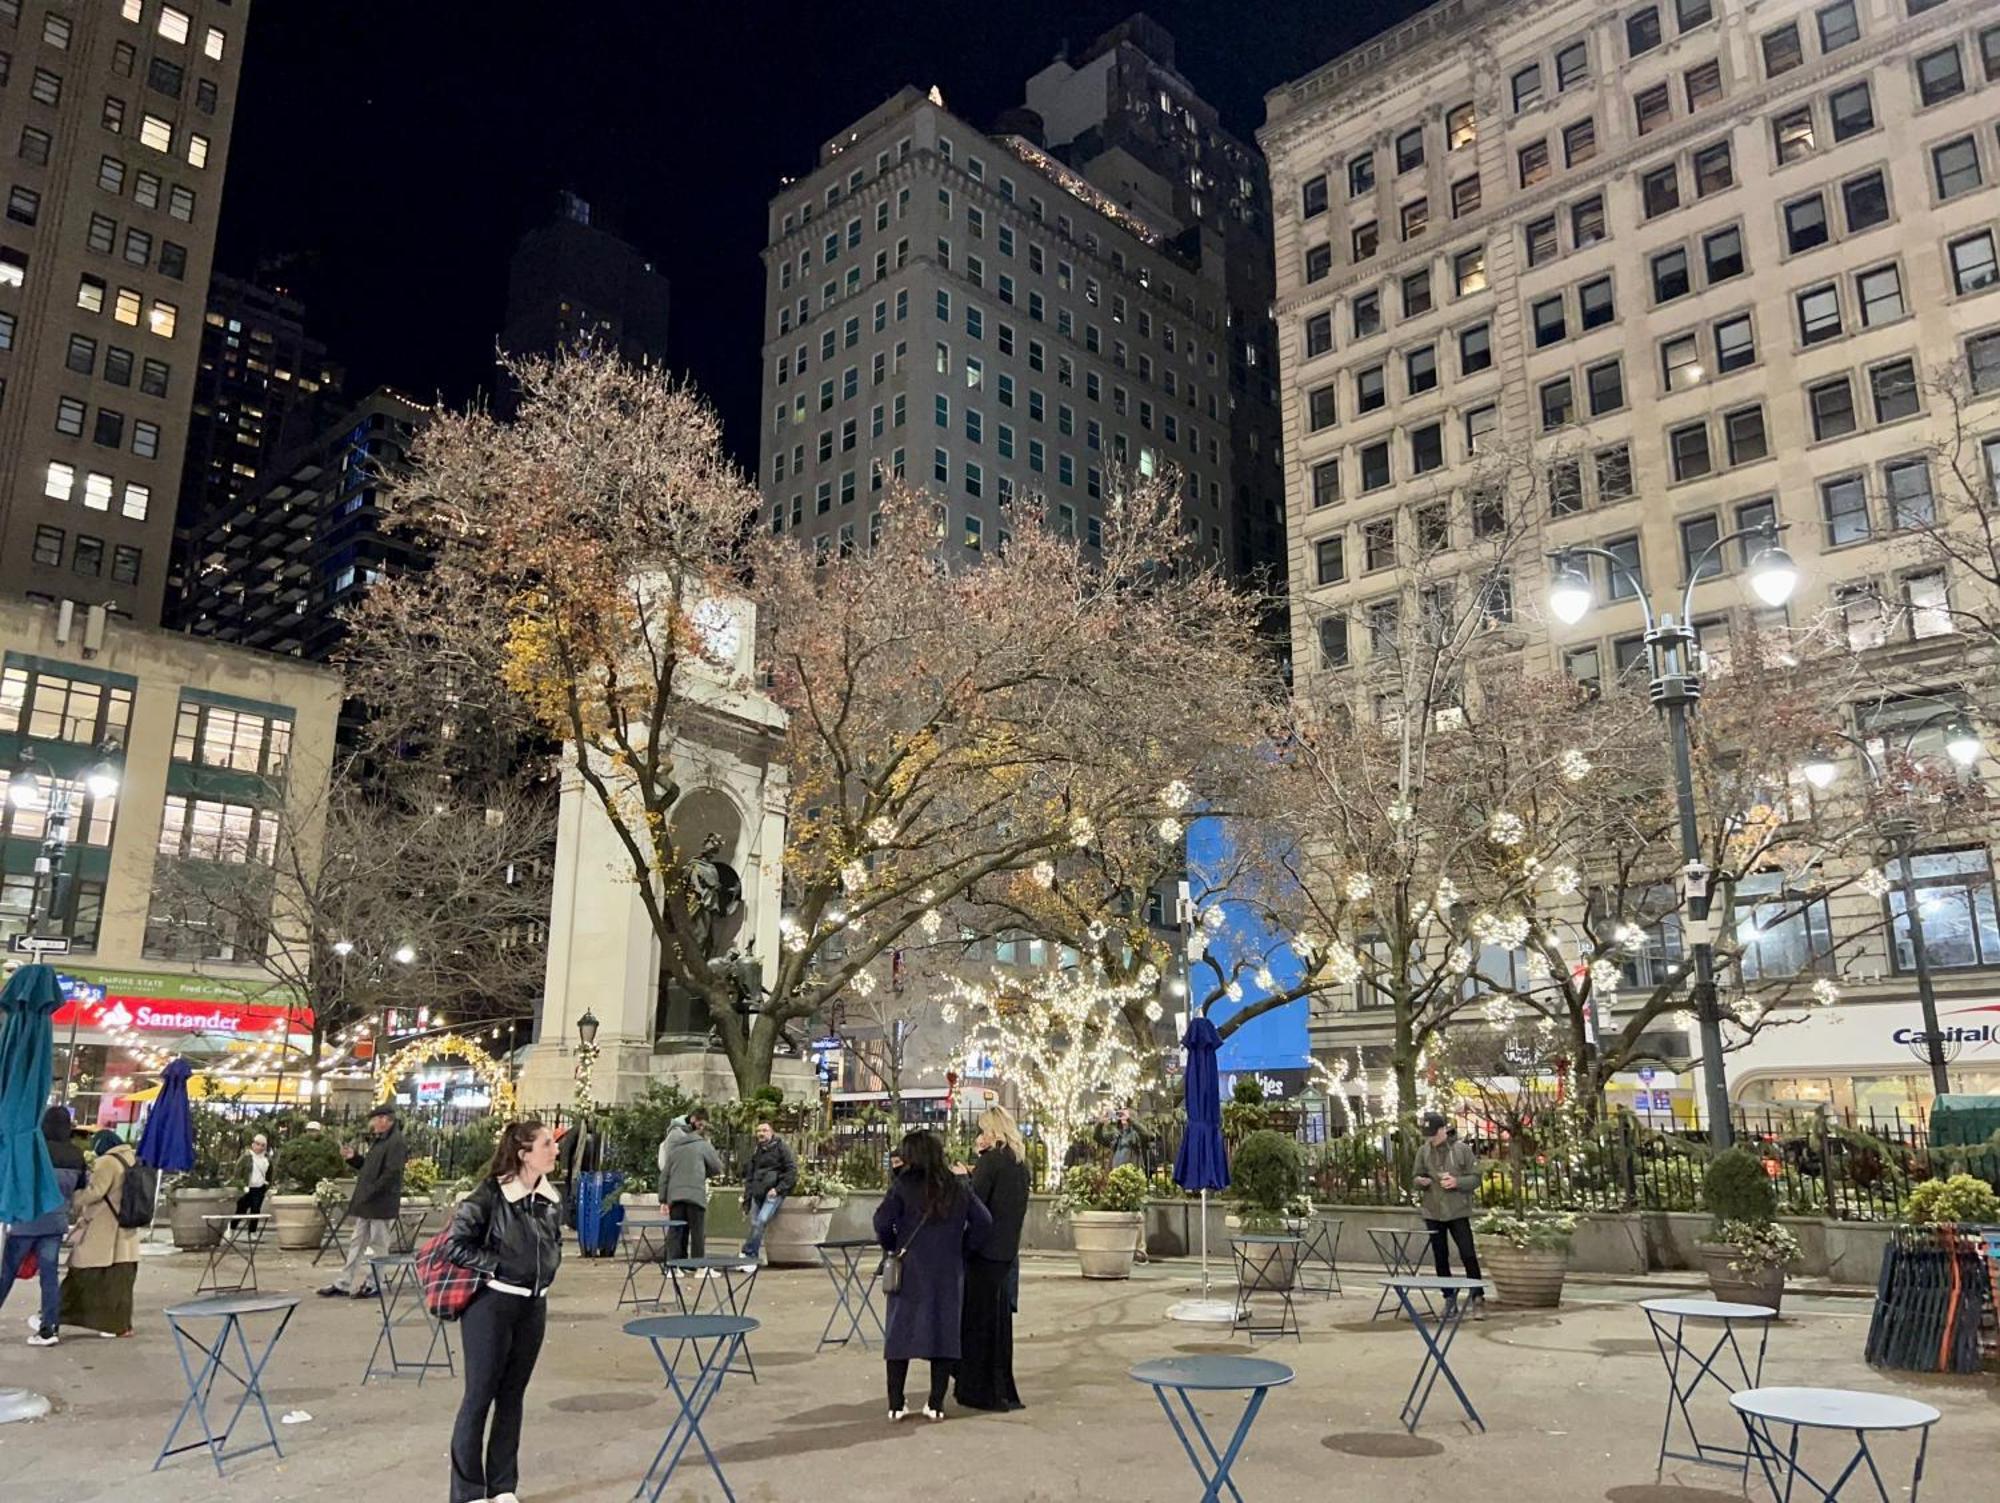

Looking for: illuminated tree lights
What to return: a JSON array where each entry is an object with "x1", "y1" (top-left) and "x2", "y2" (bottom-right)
[{"x1": 373, "y1": 1032, "x2": 518, "y2": 1118}]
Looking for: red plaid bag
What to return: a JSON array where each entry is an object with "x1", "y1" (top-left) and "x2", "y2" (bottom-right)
[{"x1": 414, "y1": 1225, "x2": 482, "y2": 1321}]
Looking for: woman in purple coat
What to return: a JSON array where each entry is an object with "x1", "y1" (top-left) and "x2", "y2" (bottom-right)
[{"x1": 874, "y1": 1130, "x2": 992, "y2": 1420}]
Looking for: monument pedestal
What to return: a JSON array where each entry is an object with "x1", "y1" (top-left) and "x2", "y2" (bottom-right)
[{"x1": 514, "y1": 1038, "x2": 819, "y2": 1112}]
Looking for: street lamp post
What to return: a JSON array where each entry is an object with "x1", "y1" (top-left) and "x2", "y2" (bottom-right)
[
  {"x1": 11, "y1": 742, "x2": 121, "y2": 1104},
  {"x1": 1547, "y1": 520, "x2": 1799, "y2": 1151},
  {"x1": 1798, "y1": 707, "x2": 1983, "y2": 1103}
]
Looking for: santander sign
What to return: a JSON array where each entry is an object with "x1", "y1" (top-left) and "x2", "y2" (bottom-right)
[{"x1": 54, "y1": 993, "x2": 311, "y2": 1036}]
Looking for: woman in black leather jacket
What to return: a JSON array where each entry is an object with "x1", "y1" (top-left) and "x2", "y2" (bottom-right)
[{"x1": 445, "y1": 1119, "x2": 563, "y2": 1503}]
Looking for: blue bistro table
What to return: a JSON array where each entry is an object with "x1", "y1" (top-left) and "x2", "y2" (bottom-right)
[
  {"x1": 1732, "y1": 1387, "x2": 1941, "y2": 1502},
  {"x1": 196, "y1": 1213, "x2": 271, "y2": 1295},
  {"x1": 1641, "y1": 1297, "x2": 1776, "y2": 1478},
  {"x1": 1381, "y1": 1275, "x2": 1491, "y2": 1434},
  {"x1": 815, "y1": 1237, "x2": 887, "y2": 1352},
  {"x1": 626, "y1": 1313, "x2": 759, "y2": 1503},
  {"x1": 363, "y1": 1254, "x2": 456, "y2": 1385},
  {"x1": 615, "y1": 1217, "x2": 685, "y2": 1312},
  {"x1": 1367, "y1": 1226, "x2": 1432, "y2": 1318},
  {"x1": 1295, "y1": 1215, "x2": 1344, "y2": 1298},
  {"x1": 1130, "y1": 1355, "x2": 1294, "y2": 1503},
  {"x1": 663, "y1": 1255, "x2": 761, "y2": 1380},
  {"x1": 155, "y1": 1291, "x2": 301, "y2": 1476}
]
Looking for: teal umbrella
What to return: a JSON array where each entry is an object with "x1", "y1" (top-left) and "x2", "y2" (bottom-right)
[{"x1": 0, "y1": 965, "x2": 65, "y2": 1226}]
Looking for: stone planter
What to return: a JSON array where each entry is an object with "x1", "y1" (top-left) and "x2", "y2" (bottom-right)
[
  {"x1": 1696, "y1": 1242, "x2": 1786, "y2": 1313},
  {"x1": 1479, "y1": 1241, "x2": 1568, "y2": 1307},
  {"x1": 1070, "y1": 1210, "x2": 1144, "y2": 1279},
  {"x1": 270, "y1": 1193, "x2": 328, "y2": 1251},
  {"x1": 762, "y1": 1196, "x2": 842, "y2": 1266},
  {"x1": 169, "y1": 1187, "x2": 234, "y2": 1249},
  {"x1": 1232, "y1": 1234, "x2": 1301, "y2": 1292}
]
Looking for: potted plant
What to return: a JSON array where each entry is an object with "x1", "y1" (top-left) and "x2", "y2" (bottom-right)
[
  {"x1": 1059, "y1": 1162, "x2": 1151, "y2": 1278},
  {"x1": 168, "y1": 1163, "x2": 234, "y2": 1250},
  {"x1": 1697, "y1": 1147, "x2": 1799, "y2": 1311},
  {"x1": 1904, "y1": 1173, "x2": 2000, "y2": 1226},
  {"x1": 403, "y1": 1154, "x2": 441, "y2": 1206},
  {"x1": 1472, "y1": 1207, "x2": 1578, "y2": 1307},
  {"x1": 1229, "y1": 1130, "x2": 1307, "y2": 1291},
  {"x1": 762, "y1": 1165, "x2": 851, "y2": 1266},
  {"x1": 271, "y1": 1133, "x2": 350, "y2": 1250}
]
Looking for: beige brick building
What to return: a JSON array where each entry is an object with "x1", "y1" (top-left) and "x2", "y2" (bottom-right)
[
  {"x1": 0, "y1": 0, "x2": 249, "y2": 623},
  {"x1": 1261, "y1": 0, "x2": 2000, "y2": 1115}
]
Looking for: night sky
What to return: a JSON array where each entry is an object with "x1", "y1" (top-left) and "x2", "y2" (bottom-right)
[{"x1": 218, "y1": 2, "x2": 1423, "y2": 466}]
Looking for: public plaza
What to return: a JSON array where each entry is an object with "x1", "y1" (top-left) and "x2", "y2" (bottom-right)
[{"x1": 1, "y1": 1242, "x2": 1992, "y2": 1502}]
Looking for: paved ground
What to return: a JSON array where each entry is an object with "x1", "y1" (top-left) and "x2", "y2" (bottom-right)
[{"x1": 1, "y1": 1241, "x2": 1993, "y2": 1502}]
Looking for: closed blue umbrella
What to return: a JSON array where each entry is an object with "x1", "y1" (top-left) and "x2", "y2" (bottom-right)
[
  {"x1": 1173, "y1": 1016, "x2": 1231, "y2": 1310},
  {"x1": 0, "y1": 964, "x2": 66, "y2": 1226},
  {"x1": 137, "y1": 1056, "x2": 196, "y2": 1173}
]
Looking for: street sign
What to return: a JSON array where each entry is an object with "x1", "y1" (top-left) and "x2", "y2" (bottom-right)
[{"x1": 9, "y1": 935, "x2": 70, "y2": 955}]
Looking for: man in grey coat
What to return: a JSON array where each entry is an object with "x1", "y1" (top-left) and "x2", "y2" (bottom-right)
[
  {"x1": 1414, "y1": 1111, "x2": 1484, "y2": 1313},
  {"x1": 320, "y1": 1104, "x2": 407, "y2": 1299},
  {"x1": 658, "y1": 1109, "x2": 724, "y2": 1259}
]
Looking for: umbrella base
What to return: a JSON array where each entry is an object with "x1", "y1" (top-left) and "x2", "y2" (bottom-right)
[
  {"x1": 1165, "y1": 1299, "x2": 1238, "y2": 1325},
  {"x1": 0, "y1": 1388, "x2": 51, "y2": 1425}
]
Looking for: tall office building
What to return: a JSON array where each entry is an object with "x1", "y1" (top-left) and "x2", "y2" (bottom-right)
[
  {"x1": 1262, "y1": 0, "x2": 2000, "y2": 1113},
  {"x1": 1024, "y1": 16, "x2": 1285, "y2": 581},
  {"x1": 0, "y1": 0, "x2": 250, "y2": 622},
  {"x1": 759, "y1": 72, "x2": 1250, "y2": 574},
  {"x1": 175, "y1": 387, "x2": 427, "y2": 660},
  {"x1": 500, "y1": 190, "x2": 671, "y2": 371},
  {"x1": 165, "y1": 272, "x2": 342, "y2": 626}
]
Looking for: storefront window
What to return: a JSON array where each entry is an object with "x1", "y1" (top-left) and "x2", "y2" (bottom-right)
[
  {"x1": 1887, "y1": 848, "x2": 2000, "y2": 971},
  {"x1": 1731, "y1": 871, "x2": 1833, "y2": 978}
]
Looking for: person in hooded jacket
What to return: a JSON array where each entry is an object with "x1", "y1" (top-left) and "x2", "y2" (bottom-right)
[
  {"x1": 58, "y1": 1129, "x2": 141, "y2": 1337},
  {"x1": 444, "y1": 1118, "x2": 564, "y2": 1503},
  {"x1": 1, "y1": 1106, "x2": 87, "y2": 1345},
  {"x1": 658, "y1": 1109, "x2": 723, "y2": 1258}
]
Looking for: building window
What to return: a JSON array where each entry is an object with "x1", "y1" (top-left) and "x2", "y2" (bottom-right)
[
  {"x1": 1635, "y1": 84, "x2": 1671, "y2": 136},
  {"x1": 1352, "y1": 220, "x2": 1379, "y2": 262},
  {"x1": 1360, "y1": 441, "x2": 1391, "y2": 492},
  {"x1": 1564, "y1": 118, "x2": 1597, "y2": 168},
  {"x1": 1763, "y1": 23, "x2": 1804, "y2": 76},
  {"x1": 1450, "y1": 174, "x2": 1482, "y2": 218},
  {"x1": 30, "y1": 526, "x2": 64, "y2": 568},
  {"x1": 1524, "y1": 215, "x2": 1559, "y2": 266},
  {"x1": 1513, "y1": 64, "x2": 1543, "y2": 112},
  {"x1": 1669, "y1": 421, "x2": 1711, "y2": 480},
  {"x1": 1628, "y1": 8, "x2": 1662, "y2": 56},
  {"x1": 1572, "y1": 195, "x2": 1607, "y2": 247},
  {"x1": 1842, "y1": 171, "x2": 1888, "y2": 232},
  {"x1": 1311, "y1": 460, "x2": 1340, "y2": 509},
  {"x1": 1972, "y1": 331, "x2": 2000, "y2": 394},
  {"x1": 1400, "y1": 198, "x2": 1429, "y2": 241},
  {"x1": 1818, "y1": 0, "x2": 1860, "y2": 50},
  {"x1": 1949, "y1": 231, "x2": 1998, "y2": 294},
  {"x1": 1446, "y1": 101, "x2": 1477, "y2": 151},
  {"x1": 1316, "y1": 614, "x2": 1350, "y2": 670},
  {"x1": 1352, "y1": 291, "x2": 1381, "y2": 340},
  {"x1": 1712, "y1": 314, "x2": 1754, "y2": 373},
  {"x1": 1410, "y1": 422, "x2": 1444, "y2": 474},
  {"x1": 1784, "y1": 194, "x2": 1828, "y2": 253},
  {"x1": 1518, "y1": 139, "x2": 1551, "y2": 188},
  {"x1": 1540, "y1": 376, "x2": 1574, "y2": 430},
  {"x1": 55, "y1": 397, "x2": 85, "y2": 437},
  {"x1": 1641, "y1": 165, "x2": 1679, "y2": 218},
  {"x1": 1578, "y1": 275, "x2": 1614, "y2": 329},
  {"x1": 1315, "y1": 536, "x2": 1345, "y2": 584},
  {"x1": 1408, "y1": 345, "x2": 1438, "y2": 394},
  {"x1": 1550, "y1": 458, "x2": 1583, "y2": 515},
  {"x1": 1903, "y1": 570, "x2": 1951, "y2": 639},
  {"x1": 1684, "y1": 60, "x2": 1724, "y2": 112},
  {"x1": 1885, "y1": 459, "x2": 1935, "y2": 529},
  {"x1": 1809, "y1": 377, "x2": 1857, "y2": 440},
  {"x1": 1774, "y1": 108, "x2": 1815, "y2": 165},
  {"x1": 1724, "y1": 406, "x2": 1768, "y2": 465},
  {"x1": 1681, "y1": 513, "x2": 1722, "y2": 580},
  {"x1": 1305, "y1": 311, "x2": 1334, "y2": 357},
  {"x1": 1662, "y1": 333, "x2": 1702, "y2": 391},
  {"x1": 1605, "y1": 534, "x2": 1643, "y2": 600},
  {"x1": 1363, "y1": 516, "x2": 1397, "y2": 570},
  {"x1": 1464, "y1": 404, "x2": 1497, "y2": 453},
  {"x1": 1652, "y1": 247, "x2": 1691, "y2": 302},
  {"x1": 1596, "y1": 444, "x2": 1633, "y2": 501},
  {"x1": 1916, "y1": 45, "x2": 1965, "y2": 107},
  {"x1": 1302, "y1": 175, "x2": 1328, "y2": 218},
  {"x1": 1821, "y1": 474, "x2": 1869, "y2": 544},
  {"x1": 1532, "y1": 296, "x2": 1566, "y2": 348},
  {"x1": 1395, "y1": 127, "x2": 1424, "y2": 174},
  {"x1": 1459, "y1": 322, "x2": 1491, "y2": 374},
  {"x1": 1856, "y1": 264, "x2": 1904, "y2": 326},
  {"x1": 1869, "y1": 358, "x2": 1919, "y2": 423},
  {"x1": 1307, "y1": 385, "x2": 1338, "y2": 432},
  {"x1": 1304, "y1": 243, "x2": 1332, "y2": 284},
  {"x1": 1887, "y1": 851, "x2": 2000, "y2": 972},
  {"x1": 1587, "y1": 360, "x2": 1624, "y2": 415},
  {"x1": 1401, "y1": 269, "x2": 1432, "y2": 318},
  {"x1": 1829, "y1": 81, "x2": 1873, "y2": 141},
  {"x1": 1933, "y1": 137, "x2": 1982, "y2": 200},
  {"x1": 1796, "y1": 283, "x2": 1842, "y2": 344}
]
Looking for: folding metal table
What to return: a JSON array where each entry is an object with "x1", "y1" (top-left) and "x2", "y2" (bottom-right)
[
  {"x1": 1732, "y1": 1387, "x2": 1940, "y2": 1502},
  {"x1": 196, "y1": 1213, "x2": 271, "y2": 1295},
  {"x1": 1381, "y1": 1274, "x2": 1490, "y2": 1434},
  {"x1": 1641, "y1": 1296, "x2": 1776, "y2": 1478},
  {"x1": 1295, "y1": 1215, "x2": 1344, "y2": 1298},
  {"x1": 1129, "y1": 1354, "x2": 1294, "y2": 1503},
  {"x1": 615, "y1": 1216, "x2": 684, "y2": 1312},
  {"x1": 1232, "y1": 1234, "x2": 1304, "y2": 1342},
  {"x1": 1367, "y1": 1225, "x2": 1432, "y2": 1318},
  {"x1": 154, "y1": 1292, "x2": 300, "y2": 1476},
  {"x1": 814, "y1": 1236, "x2": 886, "y2": 1351},
  {"x1": 626, "y1": 1313, "x2": 759, "y2": 1503},
  {"x1": 363, "y1": 1253, "x2": 456, "y2": 1385},
  {"x1": 663, "y1": 1255, "x2": 761, "y2": 1380}
]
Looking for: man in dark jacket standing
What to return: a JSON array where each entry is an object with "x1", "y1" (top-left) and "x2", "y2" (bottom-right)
[
  {"x1": 1414, "y1": 1111, "x2": 1485, "y2": 1314},
  {"x1": 739, "y1": 1120, "x2": 799, "y2": 1261},
  {"x1": 1, "y1": 1106, "x2": 88, "y2": 1344},
  {"x1": 320, "y1": 1104, "x2": 407, "y2": 1299},
  {"x1": 658, "y1": 1110, "x2": 723, "y2": 1258}
]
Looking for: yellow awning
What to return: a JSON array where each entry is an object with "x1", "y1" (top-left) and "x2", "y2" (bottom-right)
[{"x1": 124, "y1": 1074, "x2": 321, "y2": 1105}]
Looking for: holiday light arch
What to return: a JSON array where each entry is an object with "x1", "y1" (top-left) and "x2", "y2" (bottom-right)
[{"x1": 374, "y1": 1033, "x2": 519, "y2": 1118}]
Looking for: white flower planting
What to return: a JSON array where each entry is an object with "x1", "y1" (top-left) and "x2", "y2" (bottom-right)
[
  {"x1": 1857, "y1": 867, "x2": 1892, "y2": 900},
  {"x1": 1226, "y1": 981, "x2": 1244, "y2": 1003},
  {"x1": 1524, "y1": 949, "x2": 1554, "y2": 981},
  {"x1": 1157, "y1": 817, "x2": 1183, "y2": 843},
  {"x1": 1291, "y1": 933, "x2": 1320, "y2": 961},
  {"x1": 850, "y1": 967, "x2": 878, "y2": 997},
  {"x1": 1614, "y1": 923, "x2": 1648, "y2": 953},
  {"x1": 1253, "y1": 966, "x2": 1276, "y2": 991},
  {"x1": 1588, "y1": 958, "x2": 1623, "y2": 1001},
  {"x1": 1487, "y1": 811, "x2": 1527, "y2": 846},
  {"x1": 1326, "y1": 941, "x2": 1363, "y2": 986},
  {"x1": 949, "y1": 969, "x2": 1145, "y2": 1187},
  {"x1": 1470, "y1": 911, "x2": 1529, "y2": 950},
  {"x1": 1137, "y1": 963, "x2": 1161, "y2": 988},
  {"x1": 1482, "y1": 994, "x2": 1519, "y2": 1028},
  {"x1": 1159, "y1": 779, "x2": 1194, "y2": 811},
  {"x1": 1810, "y1": 977, "x2": 1841, "y2": 1007},
  {"x1": 1434, "y1": 877, "x2": 1461, "y2": 910},
  {"x1": 1344, "y1": 871, "x2": 1374, "y2": 901},
  {"x1": 1445, "y1": 944, "x2": 1472, "y2": 976},
  {"x1": 1559, "y1": 748, "x2": 1593, "y2": 782},
  {"x1": 1549, "y1": 864, "x2": 1582, "y2": 897},
  {"x1": 1069, "y1": 815, "x2": 1097, "y2": 849},
  {"x1": 1029, "y1": 860, "x2": 1056, "y2": 890},
  {"x1": 1202, "y1": 904, "x2": 1228, "y2": 932},
  {"x1": 865, "y1": 816, "x2": 896, "y2": 846},
  {"x1": 839, "y1": 860, "x2": 868, "y2": 895}
]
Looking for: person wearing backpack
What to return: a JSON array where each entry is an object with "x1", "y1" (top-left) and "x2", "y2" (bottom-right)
[
  {"x1": 443, "y1": 1119, "x2": 563, "y2": 1503},
  {"x1": 58, "y1": 1133, "x2": 143, "y2": 1337}
]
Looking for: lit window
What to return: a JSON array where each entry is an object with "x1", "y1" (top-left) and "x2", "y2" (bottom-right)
[
  {"x1": 147, "y1": 299, "x2": 176, "y2": 338},
  {"x1": 186, "y1": 134, "x2": 208, "y2": 169},
  {"x1": 45, "y1": 463, "x2": 75, "y2": 502},
  {"x1": 121, "y1": 0, "x2": 143, "y2": 20},
  {"x1": 77, "y1": 276, "x2": 106, "y2": 313},
  {"x1": 121, "y1": 483, "x2": 149, "y2": 521},
  {"x1": 113, "y1": 287, "x2": 141, "y2": 325},
  {"x1": 157, "y1": 6, "x2": 190, "y2": 44},
  {"x1": 139, "y1": 114, "x2": 173, "y2": 153},
  {"x1": 83, "y1": 473, "x2": 114, "y2": 511},
  {"x1": 204, "y1": 25, "x2": 225, "y2": 61}
]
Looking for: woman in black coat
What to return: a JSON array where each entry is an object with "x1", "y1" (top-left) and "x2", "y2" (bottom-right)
[
  {"x1": 873, "y1": 1129, "x2": 991, "y2": 1420},
  {"x1": 956, "y1": 1106, "x2": 1029, "y2": 1411}
]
